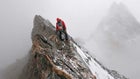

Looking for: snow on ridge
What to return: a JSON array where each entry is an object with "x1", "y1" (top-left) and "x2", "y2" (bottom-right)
[{"x1": 73, "y1": 43, "x2": 114, "y2": 79}]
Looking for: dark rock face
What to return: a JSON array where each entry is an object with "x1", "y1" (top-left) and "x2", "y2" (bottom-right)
[{"x1": 19, "y1": 15, "x2": 96, "y2": 79}]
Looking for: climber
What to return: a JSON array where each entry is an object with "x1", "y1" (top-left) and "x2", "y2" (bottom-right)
[{"x1": 56, "y1": 18, "x2": 68, "y2": 41}]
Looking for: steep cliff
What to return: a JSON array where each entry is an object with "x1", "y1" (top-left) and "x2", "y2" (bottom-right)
[
  {"x1": 19, "y1": 15, "x2": 96, "y2": 79},
  {"x1": 18, "y1": 15, "x2": 128, "y2": 79}
]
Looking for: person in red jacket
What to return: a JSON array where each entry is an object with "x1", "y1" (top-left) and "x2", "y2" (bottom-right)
[{"x1": 56, "y1": 18, "x2": 68, "y2": 41}]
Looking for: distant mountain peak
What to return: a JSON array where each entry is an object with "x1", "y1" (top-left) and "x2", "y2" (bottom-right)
[
  {"x1": 98, "y1": 2, "x2": 140, "y2": 41},
  {"x1": 110, "y1": 2, "x2": 127, "y2": 10},
  {"x1": 109, "y1": 2, "x2": 133, "y2": 18}
]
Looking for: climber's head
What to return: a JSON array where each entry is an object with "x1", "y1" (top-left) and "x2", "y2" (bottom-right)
[{"x1": 56, "y1": 18, "x2": 61, "y2": 22}]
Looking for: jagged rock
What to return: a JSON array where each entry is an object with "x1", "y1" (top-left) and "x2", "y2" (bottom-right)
[
  {"x1": 18, "y1": 15, "x2": 128, "y2": 79},
  {"x1": 19, "y1": 15, "x2": 96, "y2": 79}
]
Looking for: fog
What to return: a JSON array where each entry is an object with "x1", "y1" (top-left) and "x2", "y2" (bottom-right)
[{"x1": 0, "y1": 0, "x2": 140, "y2": 79}]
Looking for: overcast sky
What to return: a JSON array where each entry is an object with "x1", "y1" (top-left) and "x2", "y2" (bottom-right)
[{"x1": 0, "y1": 0, "x2": 140, "y2": 78}]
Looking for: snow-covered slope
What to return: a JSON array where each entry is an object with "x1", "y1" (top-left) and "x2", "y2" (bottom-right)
[
  {"x1": 74, "y1": 42, "x2": 128, "y2": 79},
  {"x1": 73, "y1": 43, "x2": 114, "y2": 79}
]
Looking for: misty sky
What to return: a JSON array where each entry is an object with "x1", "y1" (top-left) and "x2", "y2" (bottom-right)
[{"x1": 0, "y1": 0, "x2": 140, "y2": 79}]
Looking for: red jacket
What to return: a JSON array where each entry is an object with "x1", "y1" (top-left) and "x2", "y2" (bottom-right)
[{"x1": 56, "y1": 18, "x2": 66, "y2": 31}]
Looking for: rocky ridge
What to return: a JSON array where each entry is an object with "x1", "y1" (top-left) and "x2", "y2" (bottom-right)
[{"x1": 19, "y1": 15, "x2": 96, "y2": 79}]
